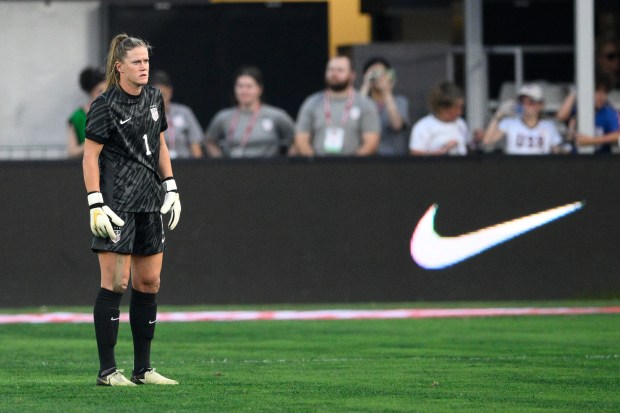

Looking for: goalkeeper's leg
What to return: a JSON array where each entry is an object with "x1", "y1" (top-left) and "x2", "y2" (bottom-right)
[
  {"x1": 93, "y1": 252, "x2": 132, "y2": 384},
  {"x1": 130, "y1": 287, "x2": 157, "y2": 376},
  {"x1": 129, "y1": 251, "x2": 178, "y2": 385},
  {"x1": 93, "y1": 287, "x2": 123, "y2": 379}
]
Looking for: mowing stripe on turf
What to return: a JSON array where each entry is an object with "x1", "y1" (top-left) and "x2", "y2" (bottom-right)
[{"x1": 1, "y1": 306, "x2": 620, "y2": 324}]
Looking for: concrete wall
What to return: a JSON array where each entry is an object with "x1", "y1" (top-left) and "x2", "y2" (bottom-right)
[
  {"x1": 0, "y1": 2, "x2": 101, "y2": 157},
  {"x1": 2, "y1": 156, "x2": 619, "y2": 307}
]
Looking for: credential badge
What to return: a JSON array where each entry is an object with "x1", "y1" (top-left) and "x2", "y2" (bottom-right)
[
  {"x1": 150, "y1": 105, "x2": 159, "y2": 121},
  {"x1": 262, "y1": 118, "x2": 274, "y2": 132}
]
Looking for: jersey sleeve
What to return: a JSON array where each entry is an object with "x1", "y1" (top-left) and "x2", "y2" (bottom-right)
[
  {"x1": 295, "y1": 95, "x2": 317, "y2": 134},
  {"x1": 497, "y1": 117, "x2": 512, "y2": 133},
  {"x1": 547, "y1": 121, "x2": 563, "y2": 147},
  {"x1": 85, "y1": 96, "x2": 114, "y2": 144},
  {"x1": 183, "y1": 106, "x2": 204, "y2": 144},
  {"x1": 395, "y1": 95, "x2": 411, "y2": 128},
  {"x1": 602, "y1": 105, "x2": 620, "y2": 133},
  {"x1": 205, "y1": 110, "x2": 227, "y2": 142},
  {"x1": 360, "y1": 97, "x2": 380, "y2": 134},
  {"x1": 409, "y1": 118, "x2": 430, "y2": 151}
]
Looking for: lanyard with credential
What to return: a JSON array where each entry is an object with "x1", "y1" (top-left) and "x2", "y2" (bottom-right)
[
  {"x1": 227, "y1": 105, "x2": 261, "y2": 148},
  {"x1": 323, "y1": 90, "x2": 355, "y2": 128}
]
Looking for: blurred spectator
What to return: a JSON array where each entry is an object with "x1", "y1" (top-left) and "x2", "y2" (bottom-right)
[
  {"x1": 205, "y1": 66, "x2": 295, "y2": 158},
  {"x1": 67, "y1": 67, "x2": 105, "y2": 158},
  {"x1": 483, "y1": 83, "x2": 565, "y2": 154},
  {"x1": 359, "y1": 57, "x2": 410, "y2": 156},
  {"x1": 295, "y1": 55, "x2": 380, "y2": 156},
  {"x1": 409, "y1": 81, "x2": 468, "y2": 156},
  {"x1": 151, "y1": 71, "x2": 204, "y2": 159},
  {"x1": 556, "y1": 72, "x2": 620, "y2": 154},
  {"x1": 596, "y1": 37, "x2": 620, "y2": 90}
]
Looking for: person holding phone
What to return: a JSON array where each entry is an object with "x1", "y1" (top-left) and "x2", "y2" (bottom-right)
[{"x1": 360, "y1": 57, "x2": 410, "y2": 156}]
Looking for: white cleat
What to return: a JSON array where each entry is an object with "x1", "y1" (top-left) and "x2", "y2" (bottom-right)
[
  {"x1": 131, "y1": 368, "x2": 179, "y2": 385},
  {"x1": 96, "y1": 369, "x2": 137, "y2": 386}
]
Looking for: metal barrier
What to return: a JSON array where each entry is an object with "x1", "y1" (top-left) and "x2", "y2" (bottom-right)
[{"x1": 0, "y1": 144, "x2": 68, "y2": 160}]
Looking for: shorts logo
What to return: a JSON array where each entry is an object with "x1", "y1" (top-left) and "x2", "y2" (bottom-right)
[
  {"x1": 150, "y1": 105, "x2": 159, "y2": 121},
  {"x1": 110, "y1": 228, "x2": 121, "y2": 244}
]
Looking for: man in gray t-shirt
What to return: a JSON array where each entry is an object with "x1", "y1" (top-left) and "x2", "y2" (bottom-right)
[{"x1": 295, "y1": 56, "x2": 380, "y2": 156}]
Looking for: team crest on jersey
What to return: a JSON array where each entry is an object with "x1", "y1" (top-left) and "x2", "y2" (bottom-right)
[{"x1": 150, "y1": 105, "x2": 159, "y2": 121}]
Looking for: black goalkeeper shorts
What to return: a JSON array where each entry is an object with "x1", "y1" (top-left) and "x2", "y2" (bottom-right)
[{"x1": 92, "y1": 211, "x2": 166, "y2": 255}]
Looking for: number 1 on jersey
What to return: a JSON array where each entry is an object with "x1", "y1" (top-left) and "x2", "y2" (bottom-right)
[{"x1": 142, "y1": 134, "x2": 152, "y2": 156}]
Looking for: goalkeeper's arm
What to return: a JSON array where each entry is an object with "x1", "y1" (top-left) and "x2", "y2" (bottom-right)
[
  {"x1": 158, "y1": 133, "x2": 181, "y2": 230},
  {"x1": 83, "y1": 139, "x2": 125, "y2": 239},
  {"x1": 83, "y1": 139, "x2": 104, "y2": 198}
]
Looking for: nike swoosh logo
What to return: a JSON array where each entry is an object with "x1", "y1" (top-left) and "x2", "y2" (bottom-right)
[
  {"x1": 149, "y1": 320, "x2": 156, "y2": 324},
  {"x1": 120, "y1": 118, "x2": 131, "y2": 124},
  {"x1": 111, "y1": 317, "x2": 120, "y2": 321},
  {"x1": 410, "y1": 201, "x2": 584, "y2": 270}
]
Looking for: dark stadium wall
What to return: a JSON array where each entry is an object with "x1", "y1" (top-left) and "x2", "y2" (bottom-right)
[
  {"x1": 2, "y1": 156, "x2": 620, "y2": 307},
  {"x1": 104, "y1": 2, "x2": 328, "y2": 132}
]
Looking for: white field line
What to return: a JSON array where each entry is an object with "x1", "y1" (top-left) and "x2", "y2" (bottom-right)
[{"x1": 1, "y1": 306, "x2": 619, "y2": 325}]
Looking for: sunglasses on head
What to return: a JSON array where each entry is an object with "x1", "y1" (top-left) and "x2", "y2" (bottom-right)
[{"x1": 605, "y1": 52, "x2": 620, "y2": 60}]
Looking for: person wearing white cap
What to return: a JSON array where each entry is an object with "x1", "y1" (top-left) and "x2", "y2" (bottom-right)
[{"x1": 483, "y1": 83, "x2": 564, "y2": 154}]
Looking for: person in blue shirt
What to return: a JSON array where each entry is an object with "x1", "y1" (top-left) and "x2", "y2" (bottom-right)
[{"x1": 557, "y1": 72, "x2": 620, "y2": 153}]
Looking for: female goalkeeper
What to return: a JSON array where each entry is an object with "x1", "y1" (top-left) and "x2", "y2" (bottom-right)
[{"x1": 83, "y1": 33, "x2": 181, "y2": 387}]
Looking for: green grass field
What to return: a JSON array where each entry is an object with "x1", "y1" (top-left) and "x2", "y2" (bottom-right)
[{"x1": 1, "y1": 302, "x2": 619, "y2": 413}]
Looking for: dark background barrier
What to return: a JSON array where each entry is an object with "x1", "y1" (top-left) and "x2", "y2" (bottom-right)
[
  {"x1": 2, "y1": 156, "x2": 620, "y2": 307},
  {"x1": 105, "y1": 2, "x2": 328, "y2": 130}
]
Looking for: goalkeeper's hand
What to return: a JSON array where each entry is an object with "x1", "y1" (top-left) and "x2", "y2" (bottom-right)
[
  {"x1": 87, "y1": 192, "x2": 125, "y2": 240},
  {"x1": 160, "y1": 177, "x2": 181, "y2": 230}
]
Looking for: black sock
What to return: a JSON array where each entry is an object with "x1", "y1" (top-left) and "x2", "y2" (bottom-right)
[
  {"x1": 130, "y1": 288, "x2": 157, "y2": 375},
  {"x1": 93, "y1": 288, "x2": 123, "y2": 377}
]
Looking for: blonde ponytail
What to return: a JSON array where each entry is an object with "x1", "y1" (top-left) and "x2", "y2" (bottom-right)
[{"x1": 104, "y1": 33, "x2": 151, "y2": 91}]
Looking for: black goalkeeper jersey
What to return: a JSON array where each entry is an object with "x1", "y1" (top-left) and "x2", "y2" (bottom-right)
[{"x1": 86, "y1": 85, "x2": 168, "y2": 212}]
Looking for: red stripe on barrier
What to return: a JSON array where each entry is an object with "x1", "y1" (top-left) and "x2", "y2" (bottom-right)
[{"x1": 1, "y1": 306, "x2": 619, "y2": 324}]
